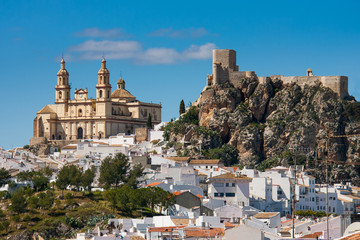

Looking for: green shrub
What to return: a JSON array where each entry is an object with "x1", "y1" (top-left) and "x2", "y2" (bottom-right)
[
  {"x1": 12, "y1": 215, "x2": 20, "y2": 222},
  {"x1": 23, "y1": 215, "x2": 32, "y2": 222}
]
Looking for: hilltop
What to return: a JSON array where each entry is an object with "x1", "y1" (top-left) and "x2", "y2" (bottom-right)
[{"x1": 164, "y1": 50, "x2": 360, "y2": 184}]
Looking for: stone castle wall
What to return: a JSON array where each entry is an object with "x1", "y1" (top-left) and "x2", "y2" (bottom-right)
[{"x1": 210, "y1": 49, "x2": 349, "y2": 99}]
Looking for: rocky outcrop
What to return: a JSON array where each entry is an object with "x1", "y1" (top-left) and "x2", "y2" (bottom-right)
[{"x1": 167, "y1": 76, "x2": 360, "y2": 183}]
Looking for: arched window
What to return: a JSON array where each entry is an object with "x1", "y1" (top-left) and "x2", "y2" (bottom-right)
[
  {"x1": 107, "y1": 91, "x2": 110, "y2": 98},
  {"x1": 77, "y1": 127, "x2": 83, "y2": 139},
  {"x1": 78, "y1": 109, "x2": 83, "y2": 117},
  {"x1": 59, "y1": 78, "x2": 62, "y2": 85},
  {"x1": 99, "y1": 90, "x2": 103, "y2": 98},
  {"x1": 59, "y1": 91, "x2": 62, "y2": 99}
]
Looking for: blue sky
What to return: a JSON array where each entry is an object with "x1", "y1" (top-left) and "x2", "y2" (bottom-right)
[{"x1": 0, "y1": 0, "x2": 360, "y2": 149}]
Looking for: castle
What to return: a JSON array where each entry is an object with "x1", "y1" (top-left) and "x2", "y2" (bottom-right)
[
  {"x1": 30, "y1": 58, "x2": 161, "y2": 145},
  {"x1": 206, "y1": 49, "x2": 349, "y2": 99}
]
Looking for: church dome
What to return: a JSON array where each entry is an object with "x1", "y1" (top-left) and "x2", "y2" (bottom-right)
[
  {"x1": 111, "y1": 89, "x2": 136, "y2": 100},
  {"x1": 117, "y1": 78, "x2": 125, "y2": 84},
  {"x1": 57, "y1": 58, "x2": 69, "y2": 76},
  {"x1": 98, "y1": 57, "x2": 109, "y2": 74}
]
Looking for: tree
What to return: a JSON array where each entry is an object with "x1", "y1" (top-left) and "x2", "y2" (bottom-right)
[
  {"x1": 0, "y1": 168, "x2": 11, "y2": 188},
  {"x1": 179, "y1": 99, "x2": 185, "y2": 115},
  {"x1": 40, "y1": 166, "x2": 53, "y2": 178},
  {"x1": 139, "y1": 187, "x2": 175, "y2": 213},
  {"x1": 147, "y1": 114, "x2": 152, "y2": 129},
  {"x1": 99, "y1": 153, "x2": 129, "y2": 189},
  {"x1": 10, "y1": 188, "x2": 27, "y2": 214},
  {"x1": 126, "y1": 164, "x2": 144, "y2": 189},
  {"x1": 32, "y1": 172, "x2": 50, "y2": 192},
  {"x1": 203, "y1": 144, "x2": 239, "y2": 166},
  {"x1": 68, "y1": 165, "x2": 82, "y2": 191},
  {"x1": 16, "y1": 170, "x2": 34, "y2": 182},
  {"x1": 28, "y1": 196, "x2": 39, "y2": 209},
  {"x1": 80, "y1": 167, "x2": 96, "y2": 192},
  {"x1": 38, "y1": 191, "x2": 55, "y2": 211},
  {"x1": 56, "y1": 165, "x2": 72, "y2": 197}
]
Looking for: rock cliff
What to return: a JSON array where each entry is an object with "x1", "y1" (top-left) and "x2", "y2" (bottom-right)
[{"x1": 165, "y1": 77, "x2": 360, "y2": 183}]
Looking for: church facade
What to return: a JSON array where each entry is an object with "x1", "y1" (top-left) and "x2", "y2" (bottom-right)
[{"x1": 30, "y1": 58, "x2": 161, "y2": 145}]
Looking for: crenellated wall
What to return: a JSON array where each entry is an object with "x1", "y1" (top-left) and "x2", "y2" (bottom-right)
[{"x1": 209, "y1": 49, "x2": 349, "y2": 99}]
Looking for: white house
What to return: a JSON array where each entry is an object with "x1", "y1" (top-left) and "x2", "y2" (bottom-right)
[{"x1": 208, "y1": 173, "x2": 251, "y2": 206}]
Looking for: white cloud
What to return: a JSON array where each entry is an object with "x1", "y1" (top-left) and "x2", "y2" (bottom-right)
[
  {"x1": 74, "y1": 27, "x2": 130, "y2": 38},
  {"x1": 69, "y1": 40, "x2": 141, "y2": 59},
  {"x1": 182, "y1": 43, "x2": 217, "y2": 59},
  {"x1": 149, "y1": 27, "x2": 210, "y2": 38},
  {"x1": 68, "y1": 40, "x2": 216, "y2": 64},
  {"x1": 138, "y1": 48, "x2": 180, "y2": 64}
]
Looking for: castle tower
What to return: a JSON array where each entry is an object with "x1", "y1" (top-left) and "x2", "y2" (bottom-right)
[
  {"x1": 96, "y1": 58, "x2": 112, "y2": 101},
  {"x1": 212, "y1": 49, "x2": 239, "y2": 85},
  {"x1": 55, "y1": 58, "x2": 71, "y2": 103},
  {"x1": 307, "y1": 68, "x2": 313, "y2": 76}
]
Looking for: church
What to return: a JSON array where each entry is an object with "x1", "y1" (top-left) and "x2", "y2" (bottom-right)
[{"x1": 30, "y1": 58, "x2": 161, "y2": 145}]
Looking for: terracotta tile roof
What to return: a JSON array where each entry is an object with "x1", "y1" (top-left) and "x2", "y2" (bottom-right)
[
  {"x1": 37, "y1": 105, "x2": 56, "y2": 114},
  {"x1": 345, "y1": 195, "x2": 360, "y2": 200},
  {"x1": 173, "y1": 191, "x2": 183, "y2": 196},
  {"x1": 253, "y1": 212, "x2": 279, "y2": 219},
  {"x1": 339, "y1": 197, "x2": 353, "y2": 203},
  {"x1": 165, "y1": 157, "x2": 191, "y2": 162},
  {"x1": 183, "y1": 227, "x2": 224, "y2": 238},
  {"x1": 301, "y1": 232, "x2": 322, "y2": 238},
  {"x1": 338, "y1": 231, "x2": 360, "y2": 239},
  {"x1": 211, "y1": 173, "x2": 252, "y2": 180},
  {"x1": 62, "y1": 145, "x2": 77, "y2": 150},
  {"x1": 189, "y1": 159, "x2": 220, "y2": 165},
  {"x1": 148, "y1": 226, "x2": 186, "y2": 232},
  {"x1": 92, "y1": 142, "x2": 108, "y2": 145},
  {"x1": 171, "y1": 218, "x2": 189, "y2": 226},
  {"x1": 109, "y1": 144, "x2": 124, "y2": 147},
  {"x1": 129, "y1": 237, "x2": 145, "y2": 240},
  {"x1": 224, "y1": 222, "x2": 235, "y2": 228},
  {"x1": 146, "y1": 182, "x2": 163, "y2": 187}
]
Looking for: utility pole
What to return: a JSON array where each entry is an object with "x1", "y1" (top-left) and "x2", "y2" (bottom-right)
[
  {"x1": 292, "y1": 153, "x2": 297, "y2": 239},
  {"x1": 326, "y1": 136, "x2": 330, "y2": 240}
]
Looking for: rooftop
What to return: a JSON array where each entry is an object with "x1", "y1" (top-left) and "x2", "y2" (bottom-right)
[
  {"x1": 211, "y1": 173, "x2": 252, "y2": 180},
  {"x1": 183, "y1": 227, "x2": 224, "y2": 238},
  {"x1": 253, "y1": 212, "x2": 279, "y2": 219},
  {"x1": 189, "y1": 159, "x2": 220, "y2": 165}
]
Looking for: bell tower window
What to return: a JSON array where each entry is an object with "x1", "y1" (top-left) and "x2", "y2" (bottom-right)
[
  {"x1": 99, "y1": 90, "x2": 103, "y2": 98},
  {"x1": 78, "y1": 109, "x2": 83, "y2": 117},
  {"x1": 59, "y1": 91, "x2": 62, "y2": 99}
]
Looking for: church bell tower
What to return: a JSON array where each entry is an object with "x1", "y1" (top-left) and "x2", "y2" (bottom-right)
[
  {"x1": 96, "y1": 58, "x2": 111, "y2": 101},
  {"x1": 55, "y1": 58, "x2": 70, "y2": 103}
]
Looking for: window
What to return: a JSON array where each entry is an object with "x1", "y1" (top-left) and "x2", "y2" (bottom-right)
[
  {"x1": 214, "y1": 193, "x2": 224, "y2": 197},
  {"x1": 78, "y1": 109, "x2": 83, "y2": 117},
  {"x1": 232, "y1": 183, "x2": 235, "y2": 187},
  {"x1": 226, "y1": 193, "x2": 235, "y2": 197},
  {"x1": 225, "y1": 183, "x2": 229, "y2": 187},
  {"x1": 99, "y1": 90, "x2": 103, "y2": 98}
]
